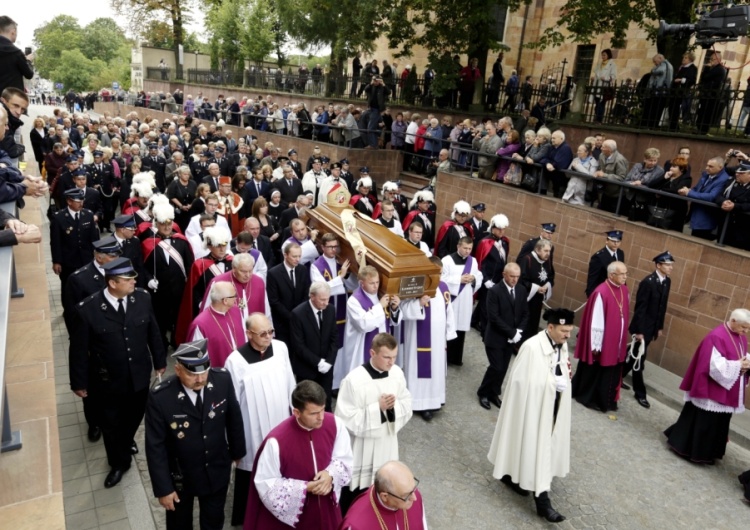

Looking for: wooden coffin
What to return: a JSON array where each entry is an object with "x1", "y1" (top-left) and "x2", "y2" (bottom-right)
[{"x1": 305, "y1": 203, "x2": 442, "y2": 298}]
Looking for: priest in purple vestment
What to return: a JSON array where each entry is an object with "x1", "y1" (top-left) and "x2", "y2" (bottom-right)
[
  {"x1": 339, "y1": 461, "x2": 427, "y2": 530},
  {"x1": 664, "y1": 309, "x2": 750, "y2": 464},
  {"x1": 186, "y1": 281, "x2": 246, "y2": 367},
  {"x1": 245, "y1": 380, "x2": 353, "y2": 530},
  {"x1": 572, "y1": 261, "x2": 630, "y2": 412}
]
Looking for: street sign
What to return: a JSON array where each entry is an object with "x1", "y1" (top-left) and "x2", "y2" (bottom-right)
[
  {"x1": 112, "y1": 82, "x2": 120, "y2": 90},
  {"x1": 55, "y1": 82, "x2": 64, "y2": 90}
]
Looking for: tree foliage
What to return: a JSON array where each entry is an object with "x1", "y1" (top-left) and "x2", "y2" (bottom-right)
[
  {"x1": 50, "y1": 50, "x2": 107, "y2": 93},
  {"x1": 33, "y1": 15, "x2": 82, "y2": 80},
  {"x1": 80, "y1": 17, "x2": 128, "y2": 64},
  {"x1": 205, "y1": 0, "x2": 245, "y2": 71},
  {"x1": 140, "y1": 20, "x2": 205, "y2": 52}
]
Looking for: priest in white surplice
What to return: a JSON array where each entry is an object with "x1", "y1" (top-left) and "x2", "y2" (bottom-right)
[
  {"x1": 224, "y1": 313, "x2": 296, "y2": 526},
  {"x1": 401, "y1": 255, "x2": 457, "y2": 421},
  {"x1": 335, "y1": 333, "x2": 413, "y2": 515},
  {"x1": 441, "y1": 236, "x2": 482, "y2": 366},
  {"x1": 334, "y1": 265, "x2": 402, "y2": 390}
]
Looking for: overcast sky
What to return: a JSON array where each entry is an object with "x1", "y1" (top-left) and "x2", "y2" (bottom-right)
[{"x1": 5, "y1": 2, "x2": 203, "y2": 49}]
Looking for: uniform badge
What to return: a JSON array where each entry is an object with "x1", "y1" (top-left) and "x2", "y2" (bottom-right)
[
  {"x1": 177, "y1": 391, "x2": 185, "y2": 400},
  {"x1": 170, "y1": 422, "x2": 177, "y2": 430},
  {"x1": 66, "y1": 228, "x2": 72, "y2": 234},
  {"x1": 208, "y1": 411, "x2": 215, "y2": 419},
  {"x1": 183, "y1": 421, "x2": 189, "y2": 428},
  {"x1": 177, "y1": 431, "x2": 185, "y2": 439},
  {"x1": 206, "y1": 382, "x2": 214, "y2": 391},
  {"x1": 129, "y1": 296, "x2": 135, "y2": 303},
  {"x1": 100, "y1": 304, "x2": 107, "y2": 311}
]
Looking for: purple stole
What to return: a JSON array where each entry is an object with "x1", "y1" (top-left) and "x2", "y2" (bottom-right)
[
  {"x1": 313, "y1": 257, "x2": 347, "y2": 348},
  {"x1": 245, "y1": 413, "x2": 341, "y2": 530},
  {"x1": 453, "y1": 257, "x2": 474, "y2": 300},
  {"x1": 416, "y1": 282, "x2": 450, "y2": 378},
  {"x1": 352, "y1": 287, "x2": 380, "y2": 364},
  {"x1": 249, "y1": 247, "x2": 260, "y2": 264}
]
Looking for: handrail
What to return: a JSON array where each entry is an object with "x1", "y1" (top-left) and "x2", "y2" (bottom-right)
[{"x1": 0, "y1": 200, "x2": 22, "y2": 453}]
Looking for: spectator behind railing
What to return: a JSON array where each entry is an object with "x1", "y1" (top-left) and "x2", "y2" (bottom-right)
[
  {"x1": 677, "y1": 156, "x2": 728, "y2": 240},
  {"x1": 715, "y1": 159, "x2": 750, "y2": 251},
  {"x1": 646, "y1": 156, "x2": 692, "y2": 231},
  {"x1": 594, "y1": 139, "x2": 629, "y2": 213},
  {"x1": 495, "y1": 130, "x2": 521, "y2": 183},
  {"x1": 623, "y1": 147, "x2": 665, "y2": 221},
  {"x1": 0, "y1": 207, "x2": 41, "y2": 246},
  {"x1": 563, "y1": 143, "x2": 599, "y2": 205},
  {"x1": 541, "y1": 130, "x2": 574, "y2": 197},
  {"x1": 591, "y1": 48, "x2": 617, "y2": 124},
  {"x1": 471, "y1": 122, "x2": 502, "y2": 180}
]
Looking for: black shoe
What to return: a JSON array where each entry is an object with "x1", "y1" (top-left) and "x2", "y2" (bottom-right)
[
  {"x1": 479, "y1": 396, "x2": 491, "y2": 410},
  {"x1": 448, "y1": 361, "x2": 464, "y2": 367},
  {"x1": 421, "y1": 410, "x2": 433, "y2": 421},
  {"x1": 489, "y1": 396, "x2": 502, "y2": 409},
  {"x1": 130, "y1": 441, "x2": 139, "y2": 455},
  {"x1": 536, "y1": 504, "x2": 566, "y2": 523},
  {"x1": 636, "y1": 396, "x2": 651, "y2": 409},
  {"x1": 87, "y1": 425, "x2": 101, "y2": 442},
  {"x1": 500, "y1": 475, "x2": 529, "y2": 496},
  {"x1": 621, "y1": 382, "x2": 631, "y2": 390},
  {"x1": 104, "y1": 466, "x2": 130, "y2": 488}
]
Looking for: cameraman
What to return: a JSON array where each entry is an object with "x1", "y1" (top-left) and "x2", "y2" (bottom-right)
[
  {"x1": 0, "y1": 17, "x2": 34, "y2": 94},
  {"x1": 364, "y1": 75, "x2": 391, "y2": 149}
]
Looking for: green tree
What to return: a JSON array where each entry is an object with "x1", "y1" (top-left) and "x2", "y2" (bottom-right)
[
  {"x1": 32, "y1": 15, "x2": 82, "y2": 79},
  {"x1": 140, "y1": 20, "x2": 205, "y2": 52},
  {"x1": 243, "y1": 0, "x2": 277, "y2": 66},
  {"x1": 51, "y1": 49, "x2": 106, "y2": 93},
  {"x1": 80, "y1": 18, "x2": 128, "y2": 64},
  {"x1": 205, "y1": 0, "x2": 245, "y2": 71}
]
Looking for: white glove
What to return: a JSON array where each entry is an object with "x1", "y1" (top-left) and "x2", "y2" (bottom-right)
[
  {"x1": 484, "y1": 280, "x2": 495, "y2": 289},
  {"x1": 317, "y1": 359, "x2": 332, "y2": 374},
  {"x1": 512, "y1": 330, "x2": 523, "y2": 344},
  {"x1": 555, "y1": 374, "x2": 567, "y2": 393},
  {"x1": 148, "y1": 279, "x2": 159, "y2": 290}
]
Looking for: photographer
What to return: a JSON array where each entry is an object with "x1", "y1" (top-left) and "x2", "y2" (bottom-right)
[{"x1": 0, "y1": 17, "x2": 34, "y2": 94}]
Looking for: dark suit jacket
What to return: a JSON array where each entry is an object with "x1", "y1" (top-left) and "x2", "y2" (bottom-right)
[
  {"x1": 201, "y1": 174, "x2": 221, "y2": 193},
  {"x1": 279, "y1": 206, "x2": 301, "y2": 231},
  {"x1": 266, "y1": 263, "x2": 311, "y2": 342},
  {"x1": 629, "y1": 271, "x2": 670, "y2": 342},
  {"x1": 81, "y1": 187, "x2": 103, "y2": 219},
  {"x1": 242, "y1": 180, "x2": 271, "y2": 216},
  {"x1": 145, "y1": 369, "x2": 246, "y2": 497},
  {"x1": 289, "y1": 302, "x2": 337, "y2": 380},
  {"x1": 142, "y1": 155, "x2": 167, "y2": 191},
  {"x1": 484, "y1": 282, "x2": 529, "y2": 346},
  {"x1": 50, "y1": 208, "x2": 100, "y2": 269},
  {"x1": 210, "y1": 156, "x2": 235, "y2": 177},
  {"x1": 585, "y1": 247, "x2": 625, "y2": 297},
  {"x1": 273, "y1": 177, "x2": 304, "y2": 204}
]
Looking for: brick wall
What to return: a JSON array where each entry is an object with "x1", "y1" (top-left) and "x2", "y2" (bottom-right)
[{"x1": 435, "y1": 170, "x2": 750, "y2": 402}]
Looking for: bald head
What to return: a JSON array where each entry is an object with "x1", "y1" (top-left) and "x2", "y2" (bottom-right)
[{"x1": 374, "y1": 461, "x2": 419, "y2": 509}]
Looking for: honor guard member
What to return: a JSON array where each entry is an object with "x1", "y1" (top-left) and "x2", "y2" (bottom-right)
[
  {"x1": 68, "y1": 258, "x2": 166, "y2": 488},
  {"x1": 402, "y1": 190, "x2": 436, "y2": 250},
  {"x1": 52, "y1": 153, "x2": 81, "y2": 207},
  {"x1": 142, "y1": 142, "x2": 168, "y2": 191},
  {"x1": 621, "y1": 251, "x2": 673, "y2": 408},
  {"x1": 435, "y1": 200, "x2": 474, "y2": 259},
  {"x1": 470, "y1": 203, "x2": 489, "y2": 251},
  {"x1": 145, "y1": 339, "x2": 246, "y2": 530},
  {"x1": 472, "y1": 214, "x2": 510, "y2": 334},
  {"x1": 71, "y1": 168, "x2": 103, "y2": 223},
  {"x1": 87, "y1": 149, "x2": 116, "y2": 232},
  {"x1": 516, "y1": 222, "x2": 557, "y2": 282},
  {"x1": 63, "y1": 236, "x2": 122, "y2": 443},
  {"x1": 51, "y1": 187, "x2": 100, "y2": 289},
  {"x1": 585, "y1": 230, "x2": 625, "y2": 298},
  {"x1": 113, "y1": 214, "x2": 147, "y2": 287},
  {"x1": 339, "y1": 158, "x2": 355, "y2": 191}
]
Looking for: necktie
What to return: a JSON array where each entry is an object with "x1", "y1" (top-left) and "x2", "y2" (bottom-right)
[
  {"x1": 74, "y1": 212, "x2": 79, "y2": 225},
  {"x1": 195, "y1": 390, "x2": 203, "y2": 413},
  {"x1": 117, "y1": 298, "x2": 125, "y2": 317},
  {"x1": 317, "y1": 310, "x2": 323, "y2": 328},
  {"x1": 510, "y1": 288, "x2": 515, "y2": 300},
  {"x1": 289, "y1": 268, "x2": 295, "y2": 287},
  {"x1": 214, "y1": 178, "x2": 218, "y2": 189},
  {"x1": 257, "y1": 182, "x2": 261, "y2": 195}
]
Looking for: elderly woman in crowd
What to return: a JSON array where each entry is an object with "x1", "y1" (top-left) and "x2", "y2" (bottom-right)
[
  {"x1": 646, "y1": 155, "x2": 692, "y2": 231},
  {"x1": 624, "y1": 147, "x2": 665, "y2": 221},
  {"x1": 517, "y1": 126, "x2": 551, "y2": 165},
  {"x1": 44, "y1": 143, "x2": 68, "y2": 185},
  {"x1": 563, "y1": 143, "x2": 599, "y2": 205},
  {"x1": 496, "y1": 129, "x2": 521, "y2": 182}
]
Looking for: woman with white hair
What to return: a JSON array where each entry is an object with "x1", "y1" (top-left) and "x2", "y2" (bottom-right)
[
  {"x1": 563, "y1": 143, "x2": 599, "y2": 205},
  {"x1": 435, "y1": 200, "x2": 473, "y2": 258},
  {"x1": 665, "y1": 308, "x2": 750, "y2": 464}
]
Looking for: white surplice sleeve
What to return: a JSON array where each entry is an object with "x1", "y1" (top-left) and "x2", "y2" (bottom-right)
[
  {"x1": 253, "y1": 438, "x2": 308, "y2": 527},
  {"x1": 347, "y1": 295, "x2": 386, "y2": 333},
  {"x1": 400, "y1": 298, "x2": 426, "y2": 321},
  {"x1": 300, "y1": 239, "x2": 320, "y2": 265},
  {"x1": 326, "y1": 416, "x2": 354, "y2": 501},
  {"x1": 440, "y1": 258, "x2": 461, "y2": 296},
  {"x1": 336, "y1": 375, "x2": 386, "y2": 437},
  {"x1": 709, "y1": 346, "x2": 742, "y2": 390},
  {"x1": 590, "y1": 293, "x2": 605, "y2": 352},
  {"x1": 445, "y1": 298, "x2": 458, "y2": 341}
]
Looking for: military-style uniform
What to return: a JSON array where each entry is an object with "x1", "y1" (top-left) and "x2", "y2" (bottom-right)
[
  {"x1": 145, "y1": 369, "x2": 246, "y2": 530},
  {"x1": 585, "y1": 246, "x2": 625, "y2": 298},
  {"x1": 69, "y1": 287, "x2": 166, "y2": 471},
  {"x1": 142, "y1": 154, "x2": 167, "y2": 191},
  {"x1": 63, "y1": 261, "x2": 106, "y2": 333},
  {"x1": 85, "y1": 161, "x2": 116, "y2": 231},
  {"x1": 78, "y1": 186, "x2": 103, "y2": 220},
  {"x1": 50, "y1": 207, "x2": 100, "y2": 287}
]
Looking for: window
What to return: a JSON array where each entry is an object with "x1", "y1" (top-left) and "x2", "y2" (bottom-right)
[{"x1": 573, "y1": 45, "x2": 597, "y2": 82}]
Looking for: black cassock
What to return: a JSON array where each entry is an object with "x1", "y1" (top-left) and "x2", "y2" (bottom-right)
[{"x1": 518, "y1": 252, "x2": 554, "y2": 343}]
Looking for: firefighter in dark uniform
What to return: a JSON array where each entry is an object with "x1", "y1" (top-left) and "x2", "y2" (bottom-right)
[
  {"x1": 62, "y1": 236, "x2": 122, "y2": 442},
  {"x1": 145, "y1": 339, "x2": 246, "y2": 530},
  {"x1": 68, "y1": 257, "x2": 166, "y2": 488},
  {"x1": 191, "y1": 151, "x2": 211, "y2": 182},
  {"x1": 86, "y1": 149, "x2": 116, "y2": 232},
  {"x1": 53, "y1": 154, "x2": 80, "y2": 208},
  {"x1": 112, "y1": 214, "x2": 147, "y2": 288},
  {"x1": 210, "y1": 145, "x2": 235, "y2": 177},
  {"x1": 71, "y1": 168, "x2": 103, "y2": 222},
  {"x1": 470, "y1": 203, "x2": 489, "y2": 252},
  {"x1": 621, "y1": 251, "x2": 673, "y2": 409},
  {"x1": 51, "y1": 187, "x2": 100, "y2": 289},
  {"x1": 142, "y1": 142, "x2": 168, "y2": 192},
  {"x1": 585, "y1": 230, "x2": 625, "y2": 298}
]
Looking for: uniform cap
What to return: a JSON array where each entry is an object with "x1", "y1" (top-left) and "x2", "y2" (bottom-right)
[
  {"x1": 288, "y1": 149, "x2": 297, "y2": 156},
  {"x1": 113, "y1": 214, "x2": 136, "y2": 228},
  {"x1": 64, "y1": 188, "x2": 85, "y2": 201},
  {"x1": 171, "y1": 339, "x2": 210, "y2": 373},
  {"x1": 93, "y1": 236, "x2": 122, "y2": 255},
  {"x1": 330, "y1": 162, "x2": 341, "y2": 170},
  {"x1": 359, "y1": 166, "x2": 370, "y2": 173},
  {"x1": 606, "y1": 230, "x2": 623, "y2": 241},
  {"x1": 541, "y1": 223, "x2": 557, "y2": 233},
  {"x1": 66, "y1": 155, "x2": 79, "y2": 163},
  {"x1": 473, "y1": 203, "x2": 486, "y2": 211},
  {"x1": 93, "y1": 150, "x2": 103, "y2": 157},
  {"x1": 736, "y1": 161, "x2": 750, "y2": 172},
  {"x1": 148, "y1": 142, "x2": 158, "y2": 149},
  {"x1": 102, "y1": 257, "x2": 138, "y2": 278},
  {"x1": 653, "y1": 251, "x2": 675, "y2": 264}
]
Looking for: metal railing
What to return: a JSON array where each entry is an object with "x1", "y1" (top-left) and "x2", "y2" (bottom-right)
[{"x1": 0, "y1": 201, "x2": 23, "y2": 453}]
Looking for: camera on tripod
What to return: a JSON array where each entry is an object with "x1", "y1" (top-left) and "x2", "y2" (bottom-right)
[{"x1": 659, "y1": 2, "x2": 750, "y2": 48}]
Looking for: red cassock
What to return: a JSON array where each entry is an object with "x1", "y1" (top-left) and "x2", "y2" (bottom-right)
[{"x1": 174, "y1": 255, "x2": 234, "y2": 345}]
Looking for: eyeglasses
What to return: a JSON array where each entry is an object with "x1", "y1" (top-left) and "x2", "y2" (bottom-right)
[
  {"x1": 249, "y1": 329, "x2": 275, "y2": 338},
  {"x1": 324, "y1": 245, "x2": 340, "y2": 249},
  {"x1": 385, "y1": 477, "x2": 420, "y2": 503},
  {"x1": 223, "y1": 295, "x2": 237, "y2": 300}
]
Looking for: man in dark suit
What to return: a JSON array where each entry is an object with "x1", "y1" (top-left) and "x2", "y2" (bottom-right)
[
  {"x1": 621, "y1": 252, "x2": 673, "y2": 409},
  {"x1": 472, "y1": 214, "x2": 510, "y2": 334},
  {"x1": 51, "y1": 188, "x2": 100, "y2": 289},
  {"x1": 242, "y1": 167, "x2": 271, "y2": 215},
  {"x1": 141, "y1": 142, "x2": 167, "y2": 191},
  {"x1": 201, "y1": 163, "x2": 222, "y2": 193},
  {"x1": 191, "y1": 151, "x2": 211, "y2": 182},
  {"x1": 71, "y1": 169, "x2": 103, "y2": 223},
  {"x1": 715, "y1": 161, "x2": 750, "y2": 251},
  {"x1": 210, "y1": 145, "x2": 235, "y2": 176},
  {"x1": 290, "y1": 282, "x2": 338, "y2": 411},
  {"x1": 145, "y1": 339, "x2": 246, "y2": 530},
  {"x1": 696, "y1": 50, "x2": 727, "y2": 135},
  {"x1": 273, "y1": 166, "x2": 304, "y2": 204},
  {"x1": 279, "y1": 193, "x2": 311, "y2": 232},
  {"x1": 585, "y1": 230, "x2": 625, "y2": 298},
  {"x1": 266, "y1": 242, "x2": 311, "y2": 343},
  {"x1": 477, "y1": 263, "x2": 528, "y2": 410},
  {"x1": 243, "y1": 217, "x2": 275, "y2": 268},
  {"x1": 69, "y1": 257, "x2": 166, "y2": 488}
]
